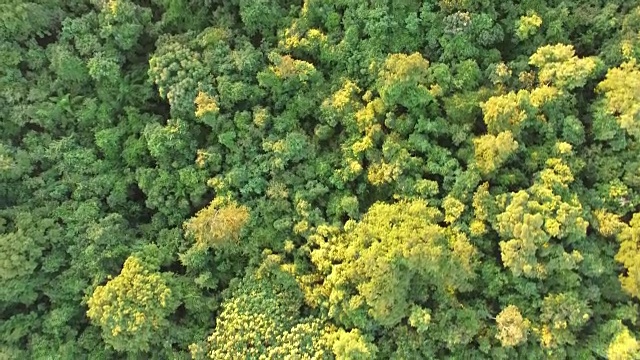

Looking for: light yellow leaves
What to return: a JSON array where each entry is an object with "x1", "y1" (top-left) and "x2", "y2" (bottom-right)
[
  {"x1": 529, "y1": 85, "x2": 560, "y2": 107},
  {"x1": 500, "y1": 236, "x2": 541, "y2": 278},
  {"x1": 381, "y1": 53, "x2": 430, "y2": 84},
  {"x1": 529, "y1": 44, "x2": 600, "y2": 89},
  {"x1": 536, "y1": 293, "x2": 591, "y2": 349},
  {"x1": 443, "y1": 195, "x2": 465, "y2": 223},
  {"x1": 354, "y1": 98, "x2": 385, "y2": 133},
  {"x1": 597, "y1": 60, "x2": 640, "y2": 138},
  {"x1": 282, "y1": 25, "x2": 328, "y2": 52},
  {"x1": 378, "y1": 52, "x2": 431, "y2": 106},
  {"x1": 496, "y1": 305, "x2": 530, "y2": 347},
  {"x1": 198, "y1": 27, "x2": 231, "y2": 47},
  {"x1": 321, "y1": 79, "x2": 365, "y2": 135},
  {"x1": 253, "y1": 106, "x2": 270, "y2": 128},
  {"x1": 495, "y1": 157, "x2": 587, "y2": 278},
  {"x1": 87, "y1": 256, "x2": 173, "y2": 352},
  {"x1": 490, "y1": 62, "x2": 512, "y2": 86},
  {"x1": 554, "y1": 141, "x2": 573, "y2": 155},
  {"x1": 367, "y1": 161, "x2": 400, "y2": 186},
  {"x1": 516, "y1": 13, "x2": 543, "y2": 40},
  {"x1": 480, "y1": 90, "x2": 529, "y2": 134},
  {"x1": 469, "y1": 219, "x2": 487, "y2": 236},
  {"x1": 328, "y1": 80, "x2": 361, "y2": 112},
  {"x1": 530, "y1": 44, "x2": 576, "y2": 65},
  {"x1": 593, "y1": 209, "x2": 626, "y2": 237},
  {"x1": 194, "y1": 91, "x2": 219, "y2": 118},
  {"x1": 539, "y1": 158, "x2": 575, "y2": 188},
  {"x1": 270, "y1": 54, "x2": 317, "y2": 80},
  {"x1": 472, "y1": 182, "x2": 492, "y2": 221},
  {"x1": 331, "y1": 328, "x2": 378, "y2": 359},
  {"x1": 183, "y1": 197, "x2": 250, "y2": 248},
  {"x1": 408, "y1": 306, "x2": 432, "y2": 333},
  {"x1": 473, "y1": 130, "x2": 519, "y2": 174},
  {"x1": 106, "y1": 0, "x2": 119, "y2": 15},
  {"x1": 195, "y1": 149, "x2": 211, "y2": 168},
  {"x1": 351, "y1": 136, "x2": 374, "y2": 155},
  {"x1": 310, "y1": 200, "x2": 476, "y2": 329},
  {"x1": 607, "y1": 326, "x2": 640, "y2": 360},
  {"x1": 622, "y1": 41, "x2": 635, "y2": 60},
  {"x1": 615, "y1": 214, "x2": 640, "y2": 299},
  {"x1": 439, "y1": 0, "x2": 471, "y2": 12}
]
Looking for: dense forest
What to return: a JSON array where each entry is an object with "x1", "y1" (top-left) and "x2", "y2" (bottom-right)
[{"x1": 2, "y1": 0, "x2": 640, "y2": 358}]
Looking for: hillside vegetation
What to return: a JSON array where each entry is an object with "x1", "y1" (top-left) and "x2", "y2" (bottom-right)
[{"x1": 2, "y1": 0, "x2": 640, "y2": 358}]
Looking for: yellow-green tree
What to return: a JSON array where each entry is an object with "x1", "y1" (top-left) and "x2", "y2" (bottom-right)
[
  {"x1": 529, "y1": 44, "x2": 600, "y2": 90},
  {"x1": 473, "y1": 131, "x2": 519, "y2": 175},
  {"x1": 608, "y1": 325, "x2": 640, "y2": 360},
  {"x1": 202, "y1": 255, "x2": 335, "y2": 359},
  {"x1": 597, "y1": 60, "x2": 640, "y2": 138},
  {"x1": 616, "y1": 213, "x2": 640, "y2": 299},
  {"x1": 310, "y1": 200, "x2": 476, "y2": 331},
  {"x1": 183, "y1": 197, "x2": 250, "y2": 249},
  {"x1": 87, "y1": 256, "x2": 177, "y2": 353},
  {"x1": 495, "y1": 305, "x2": 530, "y2": 347}
]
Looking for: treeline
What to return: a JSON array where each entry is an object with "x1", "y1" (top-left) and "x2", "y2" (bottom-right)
[{"x1": 1, "y1": 0, "x2": 640, "y2": 359}]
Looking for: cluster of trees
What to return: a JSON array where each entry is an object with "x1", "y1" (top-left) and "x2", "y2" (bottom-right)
[{"x1": 2, "y1": 0, "x2": 640, "y2": 358}]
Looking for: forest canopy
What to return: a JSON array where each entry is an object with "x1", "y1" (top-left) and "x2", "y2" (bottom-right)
[{"x1": 2, "y1": 0, "x2": 640, "y2": 359}]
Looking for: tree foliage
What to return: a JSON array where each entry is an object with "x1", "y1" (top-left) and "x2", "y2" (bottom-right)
[
  {"x1": 87, "y1": 256, "x2": 176, "y2": 353},
  {"x1": 2, "y1": 0, "x2": 640, "y2": 358}
]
